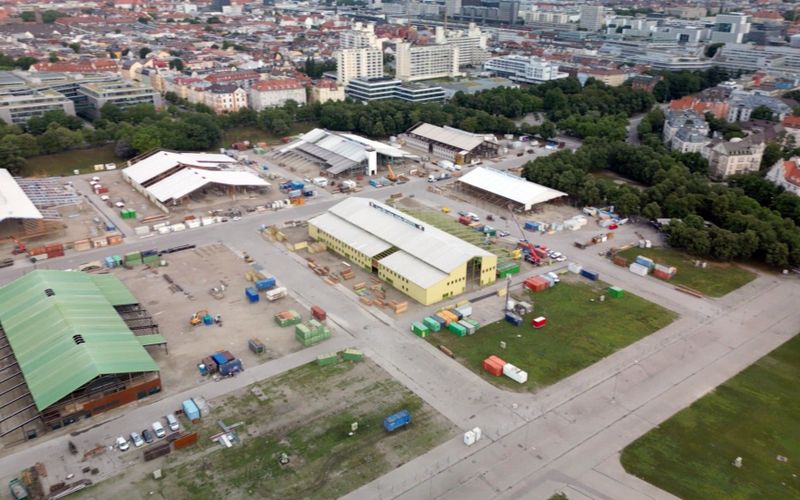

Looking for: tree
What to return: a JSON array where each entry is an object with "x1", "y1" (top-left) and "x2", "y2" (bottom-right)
[
  {"x1": 41, "y1": 10, "x2": 67, "y2": 24},
  {"x1": 761, "y1": 142, "x2": 783, "y2": 169},
  {"x1": 69, "y1": 43, "x2": 80, "y2": 54},
  {"x1": 100, "y1": 102, "x2": 124, "y2": 123},
  {"x1": 750, "y1": 105, "x2": 775, "y2": 121},
  {"x1": 48, "y1": 52, "x2": 59, "y2": 63},
  {"x1": 169, "y1": 58, "x2": 184, "y2": 71},
  {"x1": 0, "y1": 145, "x2": 26, "y2": 175},
  {"x1": 642, "y1": 202, "x2": 662, "y2": 220},
  {"x1": 36, "y1": 124, "x2": 83, "y2": 154},
  {"x1": 0, "y1": 134, "x2": 39, "y2": 158},
  {"x1": 206, "y1": 16, "x2": 221, "y2": 24},
  {"x1": 130, "y1": 126, "x2": 162, "y2": 153},
  {"x1": 14, "y1": 56, "x2": 37, "y2": 70},
  {"x1": 20, "y1": 11, "x2": 35, "y2": 22},
  {"x1": 139, "y1": 47, "x2": 152, "y2": 59},
  {"x1": 538, "y1": 121, "x2": 556, "y2": 140}
]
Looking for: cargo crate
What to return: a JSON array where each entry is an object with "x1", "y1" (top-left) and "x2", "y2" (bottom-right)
[
  {"x1": 316, "y1": 352, "x2": 339, "y2": 366},
  {"x1": 342, "y1": 348, "x2": 363, "y2": 362},
  {"x1": 448, "y1": 322, "x2": 467, "y2": 337}
]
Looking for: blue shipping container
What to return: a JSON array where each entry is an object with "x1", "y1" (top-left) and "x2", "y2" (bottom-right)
[
  {"x1": 182, "y1": 399, "x2": 200, "y2": 421},
  {"x1": 211, "y1": 353, "x2": 227, "y2": 365},
  {"x1": 219, "y1": 359, "x2": 242, "y2": 376},
  {"x1": 505, "y1": 312, "x2": 522, "y2": 326},
  {"x1": 289, "y1": 181, "x2": 304, "y2": 190},
  {"x1": 580, "y1": 269, "x2": 599, "y2": 281},
  {"x1": 245, "y1": 287, "x2": 259, "y2": 303},
  {"x1": 255, "y1": 278, "x2": 276, "y2": 291},
  {"x1": 384, "y1": 410, "x2": 412, "y2": 432},
  {"x1": 104, "y1": 256, "x2": 116, "y2": 268}
]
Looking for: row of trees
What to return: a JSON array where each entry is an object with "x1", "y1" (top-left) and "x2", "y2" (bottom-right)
[
  {"x1": 523, "y1": 138, "x2": 800, "y2": 267},
  {"x1": 651, "y1": 67, "x2": 734, "y2": 102},
  {"x1": 0, "y1": 52, "x2": 37, "y2": 70}
]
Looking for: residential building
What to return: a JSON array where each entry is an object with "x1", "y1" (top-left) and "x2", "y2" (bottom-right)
[
  {"x1": 204, "y1": 84, "x2": 248, "y2": 114},
  {"x1": 782, "y1": 116, "x2": 800, "y2": 147},
  {"x1": 663, "y1": 109, "x2": 710, "y2": 147},
  {"x1": 524, "y1": 10, "x2": 570, "y2": 25},
  {"x1": 483, "y1": 55, "x2": 568, "y2": 84},
  {"x1": 703, "y1": 135, "x2": 766, "y2": 179},
  {"x1": 340, "y1": 22, "x2": 382, "y2": 49},
  {"x1": 310, "y1": 80, "x2": 345, "y2": 104},
  {"x1": 579, "y1": 5, "x2": 604, "y2": 32},
  {"x1": 766, "y1": 157, "x2": 800, "y2": 196},
  {"x1": 395, "y1": 43, "x2": 461, "y2": 82},
  {"x1": 345, "y1": 77, "x2": 445, "y2": 103},
  {"x1": 710, "y1": 13, "x2": 751, "y2": 45},
  {"x1": 0, "y1": 88, "x2": 76, "y2": 125},
  {"x1": 249, "y1": 79, "x2": 307, "y2": 111},
  {"x1": 336, "y1": 47, "x2": 383, "y2": 85},
  {"x1": 436, "y1": 23, "x2": 489, "y2": 67},
  {"x1": 726, "y1": 90, "x2": 793, "y2": 122},
  {"x1": 77, "y1": 81, "x2": 161, "y2": 118},
  {"x1": 716, "y1": 44, "x2": 800, "y2": 79},
  {"x1": 205, "y1": 70, "x2": 261, "y2": 89}
]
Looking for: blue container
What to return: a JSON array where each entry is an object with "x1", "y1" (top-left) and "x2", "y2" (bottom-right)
[
  {"x1": 255, "y1": 278, "x2": 276, "y2": 291},
  {"x1": 369, "y1": 179, "x2": 381, "y2": 188},
  {"x1": 289, "y1": 180, "x2": 305, "y2": 190},
  {"x1": 211, "y1": 353, "x2": 227, "y2": 365},
  {"x1": 383, "y1": 410, "x2": 412, "y2": 432},
  {"x1": 635, "y1": 256, "x2": 655, "y2": 269},
  {"x1": 524, "y1": 221, "x2": 538, "y2": 231},
  {"x1": 505, "y1": 312, "x2": 522, "y2": 326},
  {"x1": 182, "y1": 399, "x2": 200, "y2": 421},
  {"x1": 105, "y1": 223, "x2": 116, "y2": 231},
  {"x1": 245, "y1": 287, "x2": 259, "y2": 303},
  {"x1": 303, "y1": 189, "x2": 314, "y2": 197},
  {"x1": 203, "y1": 315, "x2": 213, "y2": 325},
  {"x1": 219, "y1": 358, "x2": 243, "y2": 376},
  {"x1": 580, "y1": 269, "x2": 599, "y2": 281}
]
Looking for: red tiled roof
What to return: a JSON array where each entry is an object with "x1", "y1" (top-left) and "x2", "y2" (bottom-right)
[
  {"x1": 782, "y1": 115, "x2": 800, "y2": 129},
  {"x1": 252, "y1": 79, "x2": 305, "y2": 91},
  {"x1": 784, "y1": 161, "x2": 800, "y2": 187},
  {"x1": 205, "y1": 70, "x2": 259, "y2": 83}
]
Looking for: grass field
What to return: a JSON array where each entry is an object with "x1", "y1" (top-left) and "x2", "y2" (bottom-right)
[
  {"x1": 76, "y1": 358, "x2": 455, "y2": 500},
  {"x1": 427, "y1": 279, "x2": 676, "y2": 391},
  {"x1": 616, "y1": 247, "x2": 756, "y2": 298},
  {"x1": 22, "y1": 144, "x2": 118, "y2": 177},
  {"x1": 621, "y1": 334, "x2": 800, "y2": 500},
  {"x1": 221, "y1": 122, "x2": 317, "y2": 148}
]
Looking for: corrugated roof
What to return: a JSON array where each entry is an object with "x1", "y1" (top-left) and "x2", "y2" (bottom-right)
[
  {"x1": 124, "y1": 151, "x2": 237, "y2": 185},
  {"x1": 309, "y1": 212, "x2": 391, "y2": 257},
  {"x1": 0, "y1": 271, "x2": 158, "y2": 411},
  {"x1": 379, "y1": 251, "x2": 447, "y2": 288},
  {"x1": 146, "y1": 168, "x2": 269, "y2": 202},
  {"x1": 0, "y1": 169, "x2": 43, "y2": 222},
  {"x1": 408, "y1": 123, "x2": 484, "y2": 152},
  {"x1": 90, "y1": 273, "x2": 138, "y2": 306},
  {"x1": 458, "y1": 167, "x2": 566, "y2": 210}
]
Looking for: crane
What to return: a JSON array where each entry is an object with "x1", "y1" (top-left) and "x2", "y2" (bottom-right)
[
  {"x1": 386, "y1": 163, "x2": 398, "y2": 182},
  {"x1": 9, "y1": 237, "x2": 25, "y2": 255},
  {"x1": 507, "y1": 204, "x2": 541, "y2": 266}
]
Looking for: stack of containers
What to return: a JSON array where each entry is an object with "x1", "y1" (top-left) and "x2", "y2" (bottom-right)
[
  {"x1": 568, "y1": 262, "x2": 583, "y2": 274},
  {"x1": 422, "y1": 316, "x2": 441, "y2": 332},
  {"x1": 653, "y1": 264, "x2": 677, "y2": 280},
  {"x1": 457, "y1": 319, "x2": 476, "y2": 335},
  {"x1": 503, "y1": 363, "x2": 528, "y2": 384},
  {"x1": 434, "y1": 312, "x2": 453, "y2": 327},
  {"x1": 120, "y1": 209, "x2": 137, "y2": 219},
  {"x1": 482, "y1": 355, "x2": 507, "y2": 376},
  {"x1": 141, "y1": 249, "x2": 159, "y2": 265},
  {"x1": 295, "y1": 320, "x2": 331, "y2": 347},
  {"x1": 440, "y1": 310, "x2": 459, "y2": 324},
  {"x1": 448, "y1": 321, "x2": 467, "y2": 337},
  {"x1": 274, "y1": 310, "x2": 302, "y2": 327},
  {"x1": 411, "y1": 321, "x2": 430, "y2": 338},
  {"x1": 634, "y1": 255, "x2": 656, "y2": 271},
  {"x1": 629, "y1": 263, "x2": 649, "y2": 276},
  {"x1": 124, "y1": 251, "x2": 142, "y2": 266},
  {"x1": 316, "y1": 352, "x2": 338, "y2": 366},
  {"x1": 462, "y1": 317, "x2": 480, "y2": 331}
]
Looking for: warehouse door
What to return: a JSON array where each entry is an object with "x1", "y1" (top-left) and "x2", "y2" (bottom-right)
[{"x1": 466, "y1": 257, "x2": 482, "y2": 288}]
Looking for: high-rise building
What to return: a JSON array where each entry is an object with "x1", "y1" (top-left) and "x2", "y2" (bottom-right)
[
  {"x1": 340, "y1": 22, "x2": 383, "y2": 50},
  {"x1": 445, "y1": 0, "x2": 462, "y2": 16},
  {"x1": 395, "y1": 43, "x2": 461, "y2": 82},
  {"x1": 336, "y1": 48, "x2": 384, "y2": 85},
  {"x1": 436, "y1": 23, "x2": 489, "y2": 67},
  {"x1": 710, "y1": 13, "x2": 752, "y2": 44},
  {"x1": 579, "y1": 5, "x2": 604, "y2": 32}
]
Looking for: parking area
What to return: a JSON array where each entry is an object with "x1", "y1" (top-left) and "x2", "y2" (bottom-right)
[{"x1": 112, "y1": 243, "x2": 326, "y2": 394}]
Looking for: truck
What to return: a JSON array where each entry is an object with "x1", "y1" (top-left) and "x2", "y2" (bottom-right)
[
  {"x1": 9, "y1": 479, "x2": 28, "y2": 500},
  {"x1": 265, "y1": 287, "x2": 287, "y2": 301},
  {"x1": 383, "y1": 409, "x2": 412, "y2": 432}
]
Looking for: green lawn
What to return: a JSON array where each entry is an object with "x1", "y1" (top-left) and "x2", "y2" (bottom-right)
[
  {"x1": 616, "y1": 247, "x2": 756, "y2": 298},
  {"x1": 621, "y1": 334, "x2": 800, "y2": 500},
  {"x1": 427, "y1": 279, "x2": 676, "y2": 391},
  {"x1": 22, "y1": 144, "x2": 118, "y2": 177},
  {"x1": 221, "y1": 122, "x2": 317, "y2": 148}
]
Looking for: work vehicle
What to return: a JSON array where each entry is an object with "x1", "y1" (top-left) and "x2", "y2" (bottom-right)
[
  {"x1": 152, "y1": 421, "x2": 166, "y2": 438},
  {"x1": 427, "y1": 175, "x2": 435, "y2": 182},
  {"x1": 166, "y1": 414, "x2": 180, "y2": 432},
  {"x1": 130, "y1": 432, "x2": 144, "y2": 447},
  {"x1": 116, "y1": 436, "x2": 129, "y2": 451}
]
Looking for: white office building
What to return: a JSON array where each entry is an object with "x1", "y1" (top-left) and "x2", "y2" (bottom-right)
[
  {"x1": 435, "y1": 23, "x2": 488, "y2": 67},
  {"x1": 710, "y1": 13, "x2": 751, "y2": 44},
  {"x1": 336, "y1": 47, "x2": 384, "y2": 85},
  {"x1": 0, "y1": 88, "x2": 75, "y2": 125},
  {"x1": 483, "y1": 55, "x2": 568, "y2": 84},
  {"x1": 396, "y1": 43, "x2": 461, "y2": 82},
  {"x1": 579, "y1": 5, "x2": 604, "y2": 32}
]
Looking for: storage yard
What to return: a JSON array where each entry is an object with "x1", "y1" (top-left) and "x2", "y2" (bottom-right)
[
  {"x1": 112, "y1": 243, "x2": 325, "y2": 392},
  {"x1": 75, "y1": 358, "x2": 457, "y2": 500},
  {"x1": 424, "y1": 276, "x2": 677, "y2": 391},
  {"x1": 621, "y1": 334, "x2": 800, "y2": 500},
  {"x1": 615, "y1": 246, "x2": 756, "y2": 298}
]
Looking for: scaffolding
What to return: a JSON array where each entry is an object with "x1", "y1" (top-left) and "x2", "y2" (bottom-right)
[{"x1": 15, "y1": 177, "x2": 81, "y2": 209}]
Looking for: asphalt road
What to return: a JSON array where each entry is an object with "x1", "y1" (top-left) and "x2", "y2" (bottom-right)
[{"x1": 0, "y1": 158, "x2": 796, "y2": 500}]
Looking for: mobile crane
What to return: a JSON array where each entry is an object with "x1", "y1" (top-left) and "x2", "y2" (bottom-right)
[
  {"x1": 507, "y1": 205, "x2": 542, "y2": 266},
  {"x1": 9, "y1": 237, "x2": 25, "y2": 255}
]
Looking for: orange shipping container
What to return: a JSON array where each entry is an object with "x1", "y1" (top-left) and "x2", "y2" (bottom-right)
[
  {"x1": 173, "y1": 432, "x2": 198, "y2": 449},
  {"x1": 434, "y1": 313, "x2": 452, "y2": 327},
  {"x1": 28, "y1": 246, "x2": 47, "y2": 256}
]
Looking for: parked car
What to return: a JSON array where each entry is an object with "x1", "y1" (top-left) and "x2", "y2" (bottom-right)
[
  {"x1": 166, "y1": 413, "x2": 180, "y2": 432},
  {"x1": 152, "y1": 421, "x2": 166, "y2": 438},
  {"x1": 116, "y1": 436, "x2": 129, "y2": 452},
  {"x1": 142, "y1": 429, "x2": 155, "y2": 444},
  {"x1": 497, "y1": 231, "x2": 510, "y2": 237},
  {"x1": 457, "y1": 210, "x2": 468, "y2": 216},
  {"x1": 130, "y1": 432, "x2": 144, "y2": 447}
]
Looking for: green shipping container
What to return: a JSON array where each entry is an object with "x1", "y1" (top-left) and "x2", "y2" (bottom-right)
[
  {"x1": 608, "y1": 286, "x2": 624, "y2": 298},
  {"x1": 463, "y1": 318, "x2": 480, "y2": 328},
  {"x1": 342, "y1": 348, "x2": 363, "y2": 362},
  {"x1": 448, "y1": 322, "x2": 467, "y2": 337},
  {"x1": 316, "y1": 353, "x2": 338, "y2": 366},
  {"x1": 422, "y1": 317, "x2": 441, "y2": 332},
  {"x1": 496, "y1": 262, "x2": 520, "y2": 278},
  {"x1": 411, "y1": 321, "x2": 429, "y2": 337}
]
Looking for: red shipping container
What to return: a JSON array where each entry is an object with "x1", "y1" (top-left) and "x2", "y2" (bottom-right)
[
  {"x1": 531, "y1": 316, "x2": 547, "y2": 328},
  {"x1": 458, "y1": 216, "x2": 472, "y2": 225},
  {"x1": 96, "y1": 187, "x2": 109, "y2": 194},
  {"x1": 653, "y1": 269, "x2": 672, "y2": 280},
  {"x1": 47, "y1": 249, "x2": 64, "y2": 258},
  {"x1": 482, "y1": 355, "x2": 507, "y2": 377},
  {"x1": 28, "y1": 246, "x2": 47, "y2": 256},
  {"x1": 525, "y1": 277, "x2": 547, "y2": 292},
  {"x1": 311, "y1": 305, "x2": 327, "y2": 321}
]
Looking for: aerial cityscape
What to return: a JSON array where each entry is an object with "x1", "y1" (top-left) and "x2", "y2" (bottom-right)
[{"x1": 0, "y1": 0, "x2": 798, "y2": 499}]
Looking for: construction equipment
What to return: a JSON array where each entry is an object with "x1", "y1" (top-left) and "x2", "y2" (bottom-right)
[
  {"x1": 9, "y1": 237, "x2": 25, "y2": 255},
  {"x1": 507, "y1": 204, "x2": 541, "y2": 266},
  {"x1": 190, "y1": 309, "x2": 209, "y2": 326},
  {"x1": 386, "y1": 164, "x2": 398, "y2": 182}
]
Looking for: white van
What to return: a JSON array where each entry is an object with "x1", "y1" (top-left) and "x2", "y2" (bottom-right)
[{"x1": 427, "y1": 175, "x2": 435, "y2": 183}]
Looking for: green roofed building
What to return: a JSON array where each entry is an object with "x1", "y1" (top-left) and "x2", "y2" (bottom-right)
[{"x1": 0, "y1": 270, "x2": 162, "y2": 441}]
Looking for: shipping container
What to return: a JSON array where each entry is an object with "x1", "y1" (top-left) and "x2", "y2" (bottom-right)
[
  {"x1": 342, "y1": 348, "x2": 363, "y2": 362},
  {"x1": 531, "y1": 316, "x2": 547, "y2": 328},
  {"x1": 182, "y1": 399, "x2": 200, "y2": 422},
  {"x1": 457, "y1": 320, "x2": 476, "y2": 335},
  {"x1": 448, "y1": 322, "x2": 467, "y2": 337},
  {"x1": 311, "y1": 305, "x2": 327, "y2": 321},
  {"x1": 567, "y1": 262, "x2": 583, "y2": 274},
  {"x1": 245, "y1": 287, "x2": 259, "y2": 303},
  {"x1": 255, "y1": 278, "x2": 276, "y2": 290},
  {"x1": 265, "y1": 287, "x2": 287, "y2": 301},
  {"x1": 634, "y1": 256, "x2": 655, "y2": 269},
  {"x1": 579, "y1": 269, "x2": 599, "y2": 281},
  {"x1": 411, "y1": 321, "x2": 429, "y2": 337},
  {"x1": 454, "y1": 304, "x2": 473, "y2": 317},
  {"x1": 502, "y1": 363, "x2": 528, "y2": 384},
  {"x1": 434, "y1": 313, "x2": 452, "y2": 327},
  {"x1": 608, "y1": 286, "x2": 624, "y2": 298},
  {"x1": 482, "y1": 355, "x2": 507, "y2": 376},
  {"x1": 448, "y1": 308, "x2": 463, "y2": 321},
  {"x1": 219, "y1": 359, "x2": 242, "y2": 376},
  {"x1": 629, "y1": 263, "x2": 649, "y2": 276},
  {"x1": 316, "y1": 352, "x2": 339, "y2": 366},
  {"x1": 505, "y1": 312, "x2": 522, "y2": 326},
  {"x1": 383, "y1": 410, "x2": 412, "y2": 432},
  {"x1": 422, "y1": 316, "x2": 441, "y2": 332},
  {"x1": 496, "y1": 262, "x2": 520, "y2": 278},
  {"x1": 248, "y1": 338, "x2": 265, "y2": 354}
]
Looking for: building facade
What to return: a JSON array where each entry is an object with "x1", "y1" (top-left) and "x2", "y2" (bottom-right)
[
  {"x1": 249, "y1": 79, "x2": 307, "y2": 111},
  {"x1": 395, "y1": 43, "x2": 461, "y2": 82},
  {"x1": 766, "y1": 158, "x2": 800, "y2": 196},
  {"x1": 345, "y1": 77, "x2": 445, "y2": 103},
  {"x1": 336, "y1": 47, "x2": 383, "y2": 85},
  {"x1": 204, "y1": 85, "x2": 248, "y2": 114},
  {"x1": 711, "y1": 13, "x2": 751, "y2": 44},
  {"x1": 579, "y1": 5, "x2": 604, "y2": 31},
  {"x1": 703, "y1": 135, "x2": 766, "y2": 179},
  {"x1": 78, "y1": 81, "x2": 162, "y2": 118},
  {"x1": 483, "y1": 55, "x2": 568, "y2": 84},
  {"x1": 0, "y1": 88, "x2": 76, "y2": 124},
  {"x1": 310, "y1": 81, "x2": 346, "y2": 104}
]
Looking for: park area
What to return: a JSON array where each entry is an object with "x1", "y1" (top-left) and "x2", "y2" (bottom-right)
[
  {"x1": 621, "y1": 334, "x2": 800, "y2": 500},
  {"x1": 616, "y1": 246, "x2": 756, "y2": 298},
  {"x1": 76, "y1": 358, "x2": 455, "y2": 500},
  {"x1": 427, "y1": 278, "x2": 676, "y2": 391}
]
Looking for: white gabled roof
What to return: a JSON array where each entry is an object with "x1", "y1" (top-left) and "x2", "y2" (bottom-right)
[
  {"x1": 309, "y1": 212, "x2": 391, "y2": 257},
  {"x1": 408, "y1": 123, "x2": 485, "y2": 152},
  {"x1": 146, "y1": 168, "x2": 269, "y2": 203},
  {"x1": 125, "y1": 151, "x2": 237, "y2": 185},
  {"x1": 458, "y1": 166, "x2": 567, "y2": 210},
  {"x1": 379, "y1": 251, "x2": 447, "y2": 289},
  {"x1": 0, "y1": 169, "x2": 42, "y2": 222}
]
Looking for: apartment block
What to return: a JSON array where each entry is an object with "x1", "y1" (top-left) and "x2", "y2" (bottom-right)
[
  {"x1": 204, "y1": 84, "x2": 248, "y2": 114},
  {"x1": 395, "y1": 43, "x2": 461, "y2": 82},
  {"x1": 77, "y1": 80, "x2": 162, "y2": 118},
  {"x1": 703, "y1": 135, "x2": 766, "y2": 179},
  {"x1": 249, "y1": 79, "x2": 307, "y2": 111},
  {"x1": 336, "y1": 48, "x2": 383, "y2": 85},
  {"x1": 0, "y1": 88, "x2": 76, "y2": 124},
  {"x1": 579, "y1": 5, "x2": 604, "y2": 32}
]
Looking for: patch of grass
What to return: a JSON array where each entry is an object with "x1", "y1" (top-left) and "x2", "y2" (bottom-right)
[
  {"x1": 22, "y1": 144, "x2": 118, "y2": 177},
  {"x1": 427, "y1": 280, "x2": 676, "y2": 391},
  {"x1": 220, "y1": 123, "x2": 317, "y2": 148},
  {"x1": 621, "y1": 334, "x2": 800, "y2": 500},
  {"x1": 616, "y1": 247, "x2": 756, "y2": 298}
]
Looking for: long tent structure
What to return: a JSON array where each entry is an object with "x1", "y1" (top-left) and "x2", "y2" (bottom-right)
[
  {"x1": 0, "y1": 169, "x2": 42, "y2": 222},
  {"x1": 456, "y1": 166, "x2": 567, "y2": 211}
]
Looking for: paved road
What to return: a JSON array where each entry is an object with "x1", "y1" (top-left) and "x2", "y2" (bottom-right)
[{"x1": 0, "y1": 167, "x2": 796, "y2": 500}]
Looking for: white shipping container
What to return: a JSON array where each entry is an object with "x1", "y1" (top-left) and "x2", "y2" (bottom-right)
[
  {"x1": 171, "y1": 223, "x2": 187, "y2": 232},
  {"x1": 265, "y1": 287, "x2": 287, "y2": 301},
  {"x1": 502, "y1": 363, "x2": 528, "y2": 384},
  {"x1": 629, "y1": 263, "x2": 649, "y2": 276},
  {"x1": 157, "y1": 226, "x2": 171, "y2": 235},
  {"x1": 455, "y1": 304, "x2": 473, "y2": 317},
  {"x1": 153, "y1": 222, "x2": 169, "y2": 230},
  {"x1": 134, "y1": 225, "x2": 151, "y2": 236},
  {"x1": 568, "y1": 262, "x2": 583, "y2": 274},
  {"x1": 472, "y1": 427, "x2": 482, "y2": 442},
  {"x1": 201, "y1": 217, "x2": 215, "y2": 226},
  {"x1": 186, "y1": 220, "x2": 201, "y2": 229},
  {"x1": 463, "y1": 430, "x2": 476, "y2": 446}
]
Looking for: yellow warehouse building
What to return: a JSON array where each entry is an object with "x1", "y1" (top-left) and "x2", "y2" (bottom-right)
[{"x1": 309, "y1": 198, "x2": 497, "y2": 305}]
